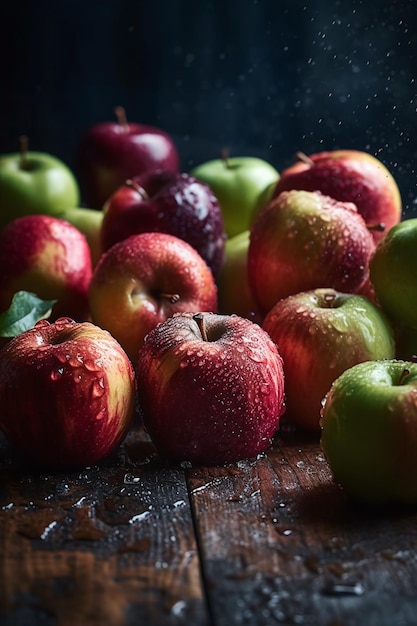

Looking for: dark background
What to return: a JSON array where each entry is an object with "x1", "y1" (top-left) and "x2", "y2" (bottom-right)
[{"x1": 1, "y1": 0, "x2": 417, "y2": 214}]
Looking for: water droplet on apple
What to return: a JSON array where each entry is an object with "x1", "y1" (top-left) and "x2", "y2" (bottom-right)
[
  {"x1": 84, "y1": 359, "x2": 101, "y2": 372},
  {"x1": 91, "y1": 378, "x2": 105, "y2": 398},
  {"x1": 50, "y1": 367, "x2": 64, "y2": 380},
  {"x1": 95, "y1": 408, "x2": 106, "y2": 420}
]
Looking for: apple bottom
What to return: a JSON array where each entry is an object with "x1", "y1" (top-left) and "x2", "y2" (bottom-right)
[{"x1": 137, "y1": 313, "x2": 286, "y2": 466}]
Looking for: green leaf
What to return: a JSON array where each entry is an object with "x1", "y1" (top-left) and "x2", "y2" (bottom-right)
[{"x1": 0, "y1": 291, "x2": 57, "y2": 338}]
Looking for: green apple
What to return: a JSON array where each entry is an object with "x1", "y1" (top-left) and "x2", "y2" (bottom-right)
[
  {"x1": 370, "y1": 218, "x2": 417, "y2": 329},
  {"x1": 0, "y1": 137, "x2": 80, "y2": 229},
  {"x1": 320, "y1": 359, "x2": 417, "y2": 505},
  {"x1": 190, "y1": 153, "x2": 279, "y2": 238},
  {"x1": 216, "y1": 230, "x2": 262, "y2": 323},
  {"x1": 58, "y1": 206, "x2": 104, "y2": 266}
]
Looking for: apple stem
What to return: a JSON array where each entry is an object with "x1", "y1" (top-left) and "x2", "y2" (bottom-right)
[
  {"x1": 160, "y1": 293, "x2": 180, "y2": 304},
  {"x1": 221, "y1": 148, "x2": 231, "y2": 169},
  {"x1": 115, "y1": 105, "x2": 129, "y2": 131},
  {"x1": 296, "y1": 151, "x2": 315, "y2": 167},
  {"x1": 366, "y1": 222, "x2": 386, "y2": 233},
  {"x1": 125, "y1": 179, "x2": 150, "y2": 201},
  {"x1": 398, "y1": 368, "x2": 410, "y2": 385},
  {"x1": 193, "y1": 313, "x2": 208, "y2": 341},
  {"x1": 19, "y1": 135, "x2": 29, "y2": 170}
]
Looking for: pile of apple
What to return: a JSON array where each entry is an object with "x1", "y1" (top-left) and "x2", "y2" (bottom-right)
[{"x1": 1, "y1": 107, "x2": 417, "y2": 505}]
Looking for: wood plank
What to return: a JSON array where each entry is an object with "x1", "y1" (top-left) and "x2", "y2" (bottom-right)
[
  {"x1": 187, "y1": 430, "x2": 417, "y2": 626},
  {"x1": 0, "y1": 427, "x2": 210, "y2": 626}
]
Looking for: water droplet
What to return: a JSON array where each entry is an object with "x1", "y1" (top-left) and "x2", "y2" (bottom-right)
[
  {"x1": 321, "y1": 582, "x2": 365, "y2": 597},
  {"x1": 91, "y1": 378, "x2": 105, "y2": 398},
  {"x1": 50, "y1": 367, "x2": 64, "y2": 381}
]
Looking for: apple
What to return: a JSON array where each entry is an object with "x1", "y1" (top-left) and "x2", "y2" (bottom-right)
[
  {"x1": 216, "y1": 230, "x2": 262, "y2": 323},
  {"x1": 88, "y1": 232, "x2": 218, "y2": 363},
  {"x1": 272, "y1": 149, "x2": 402, "y2": 243},
  {"x1": 136, "y1": 311, "x2": 285, "y2": 466},
  {"x1": 248, "y1": 189, "x2": 376, "y2": 315},
  {"x1": 320, "y1": 359, "x2": 417, "y2": 504},
  {"x1": 0, "y1": 317, "x2": 135, "y2": 469},
  {"x1": 0, "y1": 136, "x2": 80, "y2": 229},
  {"x1": 58, "y1": 206, "x2": 104, "y2": 266},
  {"x1": 100, "y1": 170, "x2": 226, "y2": 276},
  {"x1": 190, "y1": 152, "x2": 279, "y2": 238},
  {"x1": 370, "y1": 218, "x2": 417, "y2": 330},
  {"x1": 263, "y1": 288, "x2": 395, "y2": 431},
  {"x1": 0, "y1": 214, "x2": 93, "y2": 322},
  {"x1": 75, "y1": 106, "x2": 180, "y2": 209}
]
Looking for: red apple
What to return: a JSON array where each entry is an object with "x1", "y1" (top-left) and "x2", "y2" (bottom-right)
[
  {"x1": 273, "y1": 150, "x2": 402, "y2": 242},
  {"x1": 0, "y1": 318, "x2": 136, "y2": 469},
  {"x1": 263, "y1": 288, "x2": 395, "y2": 431},
  {"x1": 0, "y1": 214, "x2": 93, "y2": 321},
  {"x1": 136, "y1": 312, "x2": 285, "y2": 466},
  {"x1": 75, "y1": 106, "x2": 180, "y2": 209},
  {"x1": 88, "y1": 232, "x2": 218, "y2": 363},
  {"x1": 100, "y1": 170, "x2": 226, "y2": 275},
  {"x1": 248, "y1": 189, "x2": 376, "y2": 315}
]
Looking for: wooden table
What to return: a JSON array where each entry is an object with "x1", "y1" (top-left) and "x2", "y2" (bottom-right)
[{"x1": 1, "y1": 421, "x2": 417, "y2": 626}]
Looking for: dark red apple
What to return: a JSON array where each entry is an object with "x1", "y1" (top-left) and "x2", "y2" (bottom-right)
[
  {"x1": 75, "y1": 106, "x2": 180, "y2": 209},
  {"x1": 273, "y1": 150, "x2": 402, "y2": 242},
  {"x1": 100, "y1": 170, "x2": 226, "y2": 275},
  {"x1": 136, "y1": 312, "x2": 286, "y2": 466}
]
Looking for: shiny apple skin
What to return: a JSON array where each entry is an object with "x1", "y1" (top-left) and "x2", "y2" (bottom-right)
[
  {"x1": 101, "y1": 171, "x2": 226, "y2": 276},
  {"x1": 75, "y1": 120, "x2": 180, "y2": 209},
  {"x1": 248, "y1": 190, "x2": 376, "y2": 315},
  {"x1": 0, "y1": 318, "x2": 136, "y2": 469},
  {"x1": 0, "y1": 214, "x2": 93, "y2": 321},
  {"x1": 263, "y1": 288, "x2": 395, "y2": 432},
  {"x1": 88, "y1": 232, "x2": 218, "y2": 363},
  {"x1": 273, "y1": 150, "x2": 402, "y2": 243},
  {"x1": 136, "y1": 312, "x2": 286, "y2": 466}
]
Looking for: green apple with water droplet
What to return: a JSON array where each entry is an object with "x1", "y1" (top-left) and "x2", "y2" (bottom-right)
[
  {"x1": 320, "y1": 359, "x2": 417, "y2": 504},
  {"x1": 263, "y1": 288, "x2": 395, "y2": 432},
  {"x1": 136, "y1": 311, "x2": 286, "y2": 466},
  {"x1": 0, "y1": 317, "x2": 135, "y2": 469},
  {"x1": 0, "y1": 137, "x2": 80, "y2": 229},
  {"x1": 190, "y1": 152, "x2": 279, "y2": 238},
  {"x1": 248, "y1": 189, "x2": 376, "y2": 315}
]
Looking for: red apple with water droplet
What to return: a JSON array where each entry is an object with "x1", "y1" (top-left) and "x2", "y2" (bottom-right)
[
  {"x1": 88, "y1": 232, "x2": 218, "y2": 363},
  {"x1": 248, "y1": 189, "x2": 376, "y2": 315},
  {"x1": 0, "y1": 318, "x2": 136, "y2": 469},
  {"x1": 136, "y1": 311, "x2": 286, "y2": 466},
  {"x1": 75, "y1": 106, "x2": 180, "y2": 209},
  {"x1": 100, "y1": 170, "x2": 226, "y2": 276},
  {"x1": 0, "y1": 214, "x2": 93, "y2": 321},
  {"x1": 263, "y1": 288, "x2": 395, "y2": 431},
  {"x1": 272, "y1": 149, "x2": 402, "y2": 242}
]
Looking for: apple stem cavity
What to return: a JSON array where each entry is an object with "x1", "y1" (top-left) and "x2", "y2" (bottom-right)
[
  {"x1": 221, "y1": 148, "x2": 232, "y2": 169},
  {"x1": 114, "y1": 105, "x2": 129, "y2": 132},
  {"x1": 296, "y1": 151, "x2": 315, "y2": 167},
  {"x1": 125, "y1": 179, "x2": 150, "y2": 201},
  {"x1": 19, "y1": 135, "x2": 30, "y2": 170},
  {"x1": 193, "y1": 312, "x2": 208, "y2": 341}
]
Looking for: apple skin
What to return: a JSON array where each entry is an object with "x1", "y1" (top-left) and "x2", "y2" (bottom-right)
[
  {"x1": 0, "y1": 148, "x2": 80, "y2": 229},
  {"x1": 75, "y1": 108, "x2": 180, "y2": 209},
  {"x1": 370, "y1": 218, "x2": 417, "y2": 330},
  {"x1": 136, "y1": 312, "x2": 285, "y2": 466},
  {"x1": 100, "y1": 170, "x2": 226, "y2": 276},
  {"x1": 320, "y1": 359, "x2": 417, "y2": 505},
  {"x1": 0, "y1": 214, "x2": 93, "y2": 322},
  {"x1": 58, "y1": 206, "x2": 104, "y2": 266},
  {"x1": 0, "y1": 318, "x2": 136, "y2": 470},
  {"x1": 88, "y1": 232, "x2": 218, "y2": 363},
  {"x1": 248, "y1": 189, "x2": 376, "y2": 315},
  {"x1": 216, "y1": 230, "x2": 263, "y2": 323},
  {"x1": 190, "y1": 155, "x2": 279, "y2": 238},
  {"x1": 273, "y1": 149, "x2": 402, "y2": 243},
  {"x1": 263, "y1": 288, "x2": 395, "y2": 432}
]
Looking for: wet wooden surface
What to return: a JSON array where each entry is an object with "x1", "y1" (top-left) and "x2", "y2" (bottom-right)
[{"x1": 1, "y1": 424, "x2": 417, "y2": 626}]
